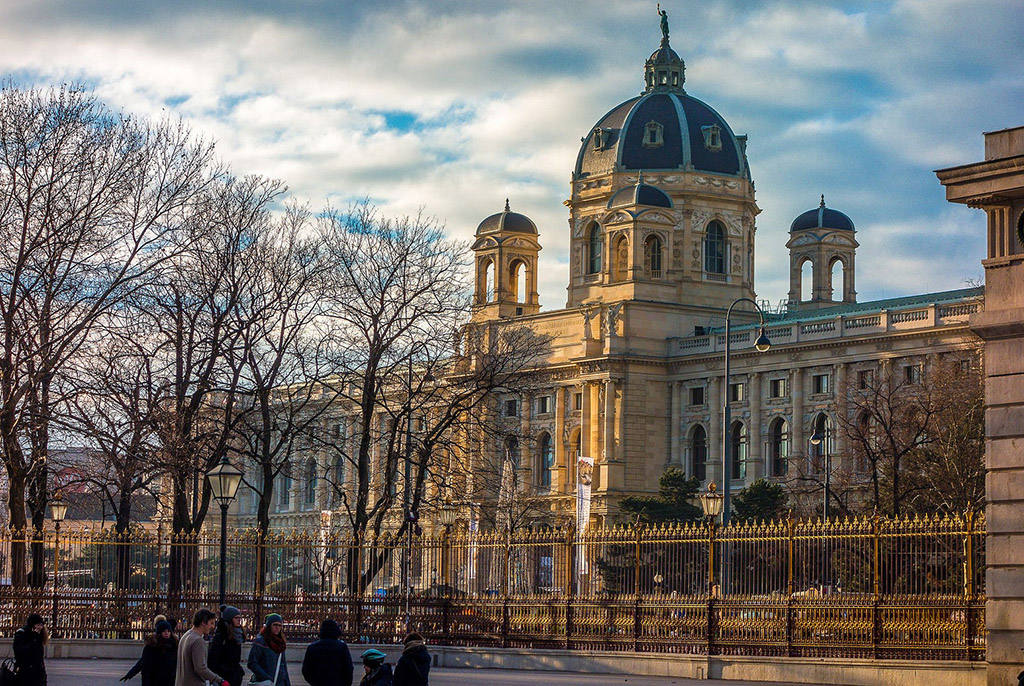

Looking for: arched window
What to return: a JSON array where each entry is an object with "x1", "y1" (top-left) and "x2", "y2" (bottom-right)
[
  {"x1": 704, "y1": 221, "x2": 726, "y2": 274},
  {"x1": 587, "y1": 224, "x2": 603, "y2": 274},
  {"x1": 332, "y1": 456, "x2": 345, "y2": 505},
  {"x1": 810, "y1": 413, "x2": 832, "y2": 473},
  {"x1": 769, "y1": 418, "x2": 790, "y2": 476},
  {"x1": 730, "y1": 421, "x2": 748, "y2": 480},
  {"x1": 611, "y1": 235, "x2": 629, "y2": 281},
  {"x1": 278, "y1": 471, "x2": 292, "y2": 510},
  {"x1": 801, "y1": 259, "x2": 813, "y2": 301},
  {"x1": 538, "y1": 432, "x2": 553, "y2": 489},
  {"x1": 305, "y1": 459, "x2": 318, "y2": 506},
  {"x1": 690, "y1": 425, "x2": 707, "y2": 482},
  {"x1": 484, "y1": 259, "x2": 495, "y2": 302},
  {"x1": 644, "y1": 235, "x2": 662, "y2": 277},
  {"x1": 510, "y1": 260, "x2": 527, "y2": 303},
  {"x1": 830, "y1": 259, "x2": 844, "y2": 302}
]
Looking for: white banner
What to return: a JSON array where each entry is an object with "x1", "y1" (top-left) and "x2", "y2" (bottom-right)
[{"x1": 575, "y1": 456, "x2": 594, "y2": 580}]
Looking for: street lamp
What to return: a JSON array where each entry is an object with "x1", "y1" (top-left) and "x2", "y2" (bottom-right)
[
  {"x1": 50, "y1": 495, "x2": 67, "y2": 634},
  {"x1": 438, "y1": 505, "x2": 458, "y2": 593},
  {"x1": 722, "y1": 298, "x2": 771, "y2": 525},
  {"x1": 809, "y1": 423, "x2": 831, "y2": 592},
  {"x1": 698, "y1": 483, "x2": 723, "y2": 598},
  {"x1": 206, "y1": 456, "x2": 243, "y2": 607}
]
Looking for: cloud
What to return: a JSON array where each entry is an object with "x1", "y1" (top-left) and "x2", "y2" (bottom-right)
[{"x1": 0, "y1": 0, "x2": 1017, "y2": 310}]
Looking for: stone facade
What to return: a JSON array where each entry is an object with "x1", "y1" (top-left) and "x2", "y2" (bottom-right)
[{"x1": 937, "y1": 125, "x2": 1024, "y2": 686}]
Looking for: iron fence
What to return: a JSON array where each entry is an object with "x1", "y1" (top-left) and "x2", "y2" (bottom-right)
[{"x1": 0, "y1": 511, "x2": 985, "y2": 660}]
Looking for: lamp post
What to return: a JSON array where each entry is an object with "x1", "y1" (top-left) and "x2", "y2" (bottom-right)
[
  {"x1": 809, "y1": 425, "x2": 831, "y2": 591},
  {"x1": 50, "y1": 495, "x2": 67, "y2": 635},
  {"x1": 439, "y1": 505, "x2": 457, "y2": 592},
  {"x1": 206, "y1": 456, "x2": 243, "y2": 607},
  {"x1": 698, "y1": 482, "x2": 724, "y2": 597},
  {"x1": 721, "y1": 298, "x2": 771, "y2": 525}
]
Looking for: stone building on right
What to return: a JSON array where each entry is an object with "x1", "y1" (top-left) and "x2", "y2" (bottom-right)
[{"x1": 938, "y1": 125, "x2": 1024, "y2": 686}]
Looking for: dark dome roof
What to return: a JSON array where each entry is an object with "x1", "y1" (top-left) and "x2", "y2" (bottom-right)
[
  {"x1": 475, "y1": 200, "x2": 537, "y2": 235},
  {"x1": 608, "y1": 180, "x2": 672, "y2": 209},
  {"x1": 790, "y1": 196, "x2": 855, "y2": 232},
  {"x1": 575, "y1": 91, "x2": 748, "y2": 179}
]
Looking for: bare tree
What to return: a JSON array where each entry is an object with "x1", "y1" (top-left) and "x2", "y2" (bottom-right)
[{"x1": 0, "y1": 85, "x2": 217, "y2": 585}]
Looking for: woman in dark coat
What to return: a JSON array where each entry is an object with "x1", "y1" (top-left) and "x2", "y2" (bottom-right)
[
  {"x1": 119, "y1": 619, "x2": 177, "y2": 686},
  {"x1": 208, "y1": 606, "x2": 244, "y2": 686},
  {"x1": 12, "y1": 613, "x2": 47, "y2": 686},
  {"x1": 393, "y1": 633, "x2": 430, "y2": 686}
]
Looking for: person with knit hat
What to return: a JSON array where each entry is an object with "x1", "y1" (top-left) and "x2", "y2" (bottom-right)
[
  {"x1": 300, "y1": 619, "x2": 353, "y2": 686},
  {"x1": 393, "y1": 632, "x2": 430, "y2": 686},
  {"x1": 208, "y1": 605, "x2": 245, "y2": 686},
  {"x1": 247, "y1": 613, "x2": 290, "y2": 686},
  {"x1": 358, "y1": 649, "x2": 392, "y2": 686},
  {"x1": 120, "y1": 618, "x2": 177, "y2": 686},
  {"x1": 12, "y1": 613, "x2": 47, "y2": 686}
]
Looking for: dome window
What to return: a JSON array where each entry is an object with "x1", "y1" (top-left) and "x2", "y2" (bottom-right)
[
  {"x1": 701, "y1": 124, "x2": 722, "y2": 152},
  {"x1": 643, "y1": 121, "x2": 664, "y2": 148}
]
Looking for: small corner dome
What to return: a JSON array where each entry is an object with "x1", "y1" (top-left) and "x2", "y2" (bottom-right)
[
  {"x1": 475, "y1": 199, "x2": 538, "y2": 236},
  {"x1": 608, "y1": 179, "x2": 672, "y2": 209},
  {"x1": 790, "y1": 196, "x2": 855, "y2": 232}
]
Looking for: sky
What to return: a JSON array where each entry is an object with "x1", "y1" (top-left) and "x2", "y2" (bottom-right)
[{"x1": 2, "y1": 0, "x2": 1021, "y2": 310}]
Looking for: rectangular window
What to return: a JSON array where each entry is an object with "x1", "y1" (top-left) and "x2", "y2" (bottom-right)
[
  {"x1": 904, "y1": 364, "x2": 922, "y2": 384},
  {"x1": 858, "y1": 369, "x2": 873, "y2": 390},
  {"x1": 574, "y1": 392, "x2": 583, "y2": 411},
  {"x1": 729, "y1": 382, "x2": 744, "y2": 403},
  {"x1": 769, "y1": 378, "x2": 787, "y2": 398},
  {"x1": 689, "y1": 386, "x2": 706, "y2": 406},
  {"x1": 536, "y1": 395, "x2": 551, "y2": 415},
  {"x1": 813, "y1": 373, "x2": 830, "y2": 395},
  {"x1": 504, "y1": 398, "x2": 519, "y2": 417}
]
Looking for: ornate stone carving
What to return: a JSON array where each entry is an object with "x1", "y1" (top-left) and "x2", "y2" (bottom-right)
[
  {"x1": 581, "y1": 305, "x2": 599, "y2": 339},
  {"x1": 606, "y1": 302, "x2": 623, "y2": 338}
]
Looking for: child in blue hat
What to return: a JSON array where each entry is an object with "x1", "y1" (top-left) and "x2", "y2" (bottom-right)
[{"x1": 359, "y1": 648, "x2": 393, "y2": 686}]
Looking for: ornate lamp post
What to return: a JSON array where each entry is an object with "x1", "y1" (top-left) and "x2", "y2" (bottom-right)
[
  {"x1": 206, "y1": 456, "x2": 243, "y2": 607},
  {"x1": 698, "y1": 482, "x2": 724, "y2": 597},
  {"x1": 438, "y1": 505, "x2": 458, "y2": 591},
  {"x1": 50, "y1": 495, "x2": 67, "y2": 633},
  {"x1": 809, "y1": 425, "x2": 831, "y2": 591}
]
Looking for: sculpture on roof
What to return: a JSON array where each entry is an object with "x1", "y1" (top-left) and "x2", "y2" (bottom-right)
[{"x1": 657, "y1": 4, "x2": 669, "y2": 43}]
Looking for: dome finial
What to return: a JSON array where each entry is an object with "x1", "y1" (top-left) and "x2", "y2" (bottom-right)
[
  {"x1": 504, "y1": 198, "x2": 510, "y2": 212},
  {"x1": 657, "y1": 3, "x2": 670, "y2": 45},
  {"x1": 820, "y1": 193, "x2": 826, "y2": 208},
  {"x1": 638, "y1": 170, "x2": 645, "y2": 184}
]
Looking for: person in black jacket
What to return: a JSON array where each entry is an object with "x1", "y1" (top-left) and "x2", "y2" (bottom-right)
[
  {"x1": 119, "y1": 619, "x2": 177, "y2": 686},
  {"x1": 208, "y1": 606, "x2": 245, "y2": 686},
  {"x1": 301, "y1": 620, "x2": 353, "y2": 686},
  {"x1": 393, "y1": 632, "x2": 429, "y2": 686},
  {"x1": 12, "y1": 613, "x2": 47, "y2": 686}
]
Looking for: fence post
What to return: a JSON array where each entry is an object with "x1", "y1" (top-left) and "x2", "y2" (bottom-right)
[
  {"x1": 633, "y1": 526, "x2": 642, "y2": 652},
  {"x1": 786, "y1": 511, "x2": 794, "y2": 657},
  {"x1": 501, "y1": 526, "x2": 511, "y2": 648},
  {"x1": 871, "y1": 511, "x2": 881, "y2": 660},
  {"x1": 963, "y1": 510, "x2": 975, "y2": 661},
  {"x1": 706, "y1": 519, "x2": 715, "y2": 656},
  {"x1": 565, "y1": 524, "x2": 575, "y2": 650}
]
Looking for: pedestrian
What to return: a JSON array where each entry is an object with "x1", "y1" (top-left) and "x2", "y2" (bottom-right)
[
  {"x1": 208, "y1": 606, "x2": 244, "y2": 686},
  {"x1": 12, "y1": 613, "x2": 47, "y2": 686},
  {"x1": 393, "y1": 632, "x2": 429, "y2": 686},
  {"x1": 119, "y1": 618, "x2": 177, "y2": 686},
  {"x1": 175, "y1": 609, "x2": 227, "y2": 686},
  {"x1": 247, "y1": 613, "x2": 290, "y2": 686},
  {"x1": 358, "y1": 649, "x2": 392, "y2": 686},
  {"x1": 301, "y1": 619, "x2": 353, "y2": 686}
]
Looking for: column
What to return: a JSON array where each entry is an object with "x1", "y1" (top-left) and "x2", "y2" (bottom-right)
[
  {"x1": 708, "y1": 375, "x2": 722, "y2": 484},
  {"x1": 669, "y1": 381, "x2": 680, "y2": 466},
  {"x1": 791, "y1": 368, "x2": 805, "y2": 471},
  {"x1": 588, "y1": 381, "x2": 601, "y2": 461},
  {"x1": 833, "y1": 362, "x2": 847, "y2": 458},
  {"x1": 554, "y1": 386, "x2": 566, "y2": 493},
  {"x1": 748, "y1": 371, "x2": 762, "y2": 479},
  {"x1": 521, "y1": 392, "x2": 532, "y2": 484},
  {"x1": 616, "y1": 379, "x2": 626, "y2": 463},
  {"x1": 603, "y1": 379, "x2": 615, "y2": 461}
]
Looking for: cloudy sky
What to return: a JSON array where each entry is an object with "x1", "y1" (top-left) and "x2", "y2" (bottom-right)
[{"x1": 3, "y1": 0, "x2": 1021, "y2": 309}]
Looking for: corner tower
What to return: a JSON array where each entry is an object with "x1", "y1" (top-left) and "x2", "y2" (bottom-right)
[
  {"x1": 786, "y1": 196, "x2": 858, "y2": 309},
  {"x1": 471, "y1": 200, "x2": 541, "y2": 322},
  {"x1": 566, "y1": 15, "x2": 758, "y2": 313}
]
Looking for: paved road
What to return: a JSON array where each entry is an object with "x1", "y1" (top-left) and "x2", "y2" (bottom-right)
[{"x1": 48, "y1": 659, "x2": 791, "y2": 685}]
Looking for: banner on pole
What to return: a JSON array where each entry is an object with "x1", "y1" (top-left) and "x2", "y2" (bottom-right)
[{"x1": 575, "y1": 456, "x2": 594, "y2": 579}]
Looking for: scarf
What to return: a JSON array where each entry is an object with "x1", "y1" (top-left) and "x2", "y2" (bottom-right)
[
  {"x1": 403, "y1": 639, "x2": 425, "y2": 654},
  {"x1": 261, "y1": 626, "x2": 286, "y2": 654}
]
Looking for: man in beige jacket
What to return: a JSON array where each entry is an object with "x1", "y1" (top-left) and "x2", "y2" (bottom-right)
[{"x1": 175, "y1": 608, "x2": 227, "y2": 686}]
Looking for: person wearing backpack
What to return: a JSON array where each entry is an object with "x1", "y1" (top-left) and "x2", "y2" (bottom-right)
[
  {"x1": 12, "y1": 613, "x2": 47, "y2": 686},
  {"x1": 208, "y1": 606, "x2": 244, "y2": 686},
  {"x1": 393, "y1": 633, "x2": 430, "y2": 686},
  {"x1": 247, "y1": 614, "x2": 290, "y2": 686}
]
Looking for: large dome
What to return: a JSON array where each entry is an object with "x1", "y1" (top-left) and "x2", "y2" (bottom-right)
[{"x1": 574, "y1": 92, "x2": 748, "y2": 179}]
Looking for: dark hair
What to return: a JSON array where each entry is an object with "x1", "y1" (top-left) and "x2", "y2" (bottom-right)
[
  {"x1": 403, "y1": 631, "x2": 424, "y2": 644},
  {"x1": 193, "y1": 609, "x2": 217, "y2": 627}
]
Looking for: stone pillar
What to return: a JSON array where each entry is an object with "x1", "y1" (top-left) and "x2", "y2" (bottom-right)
[
  {"x1": 748, "y1": 371, "x2": 763, "y2": 479},
  {"x1": 554, "y1": 386, "x2": 566, "y2": 493},
  {"x1": 669, "y1": 381, "x2": 680, "y2": 466},
  {"x1": 791, "y1": 367, "x2": 805, "y2": 471},
  {"x1": 603, "y1": 379, "x2": 615, "y2": 461},
  {"x1": 937, "y1": 127, "x2": 1024, "y2": 685},
  {"x1": 708, "y1": 375, "x2": 722, "y2": 484},
  {"x1": 833, "y1": 362, "x2": 847, "y2": 458}
]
